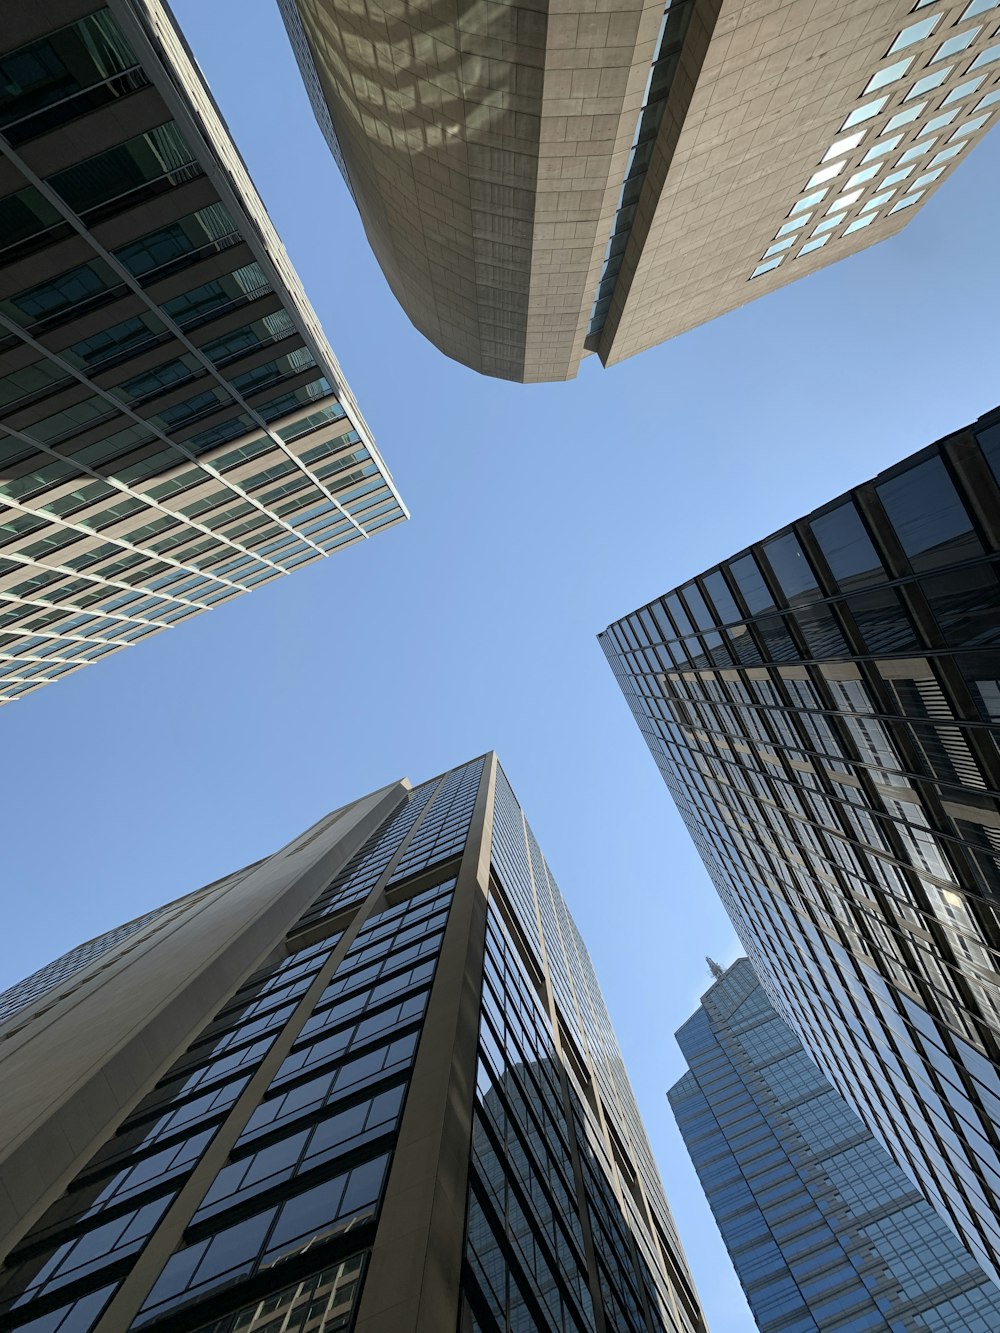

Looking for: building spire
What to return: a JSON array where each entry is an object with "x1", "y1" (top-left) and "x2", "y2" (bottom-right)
[{"x1": 707, "y1": 956, "x2": 725, "y2": 981}]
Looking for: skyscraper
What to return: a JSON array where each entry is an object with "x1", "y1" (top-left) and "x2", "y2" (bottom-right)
[
  {"x1": 671, "y1": 957, "x2": 1000, "y2": 1332},
  {"x1": 601, "y1": 407, "x2": 1000, "y2": 1283},
  {"x1": 0, "y1": 753, "x2": 706, "y2": 1333},
  {"x1": 279, "y1": 0, "x2": 999, "y2": 381},
  {"x1": 0, "y1": 1, "x2": 406, "y2": 708}
]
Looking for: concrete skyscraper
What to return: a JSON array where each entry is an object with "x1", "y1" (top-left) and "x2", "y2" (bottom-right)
[
  {"x1": 279, "y1": 0, "x2": 999, "y2": 381},
  {"x1": 672, "y1": 957, "x2": 1000, "y2": 1331},
  {"x1": 601, "y1": 407, "x2": 1000, "y2": 1283},
  {"x1": 0, "y1": 1, "x2": 406, "y2": 708},
  {"x1": 0, "y1": 754, "x2": 706, "y2": 1333}
]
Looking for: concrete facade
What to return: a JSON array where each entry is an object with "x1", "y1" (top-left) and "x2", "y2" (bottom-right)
[
  {"x1": 282, "y1": 0, "x2": 1000, "y2": 380},
  {"x1": 0, "y1": 755, "x2": 707, "y2": 1333}
]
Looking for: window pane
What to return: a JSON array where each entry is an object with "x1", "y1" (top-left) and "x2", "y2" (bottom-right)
[
  {"x1": 763, "y1": 532, "x2": 819, "y2": 605},
  {"x1": 729, "y1": 553, "x2": 775, "y2": 614},
  {"x1": 810, "y1": 501, "x2": 884, "y2": 590},
  {"x1": 876, "y1": 458, "x2": 981, "y2": 570},
  {"x1": 703, "y1": 569, "x2": 742, "y2": 624}
]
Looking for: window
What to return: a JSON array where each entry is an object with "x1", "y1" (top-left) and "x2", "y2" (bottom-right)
[
  {"x1": 115, "y1": 204, "x2": 238, "y2": 280},
  {"x1": 799, "y1": 234, "x2": 831, "y2": 256},
  {"x1": 0, "y1": 259, "x2": 116, "y2": 330},
  {"x1": 0, "y1": 184, "x2": 69, "y2": 261},
  {"x1": 806, "y1": 160, "x2": 846, "y2": 188},
  {"x1": 907, "y1": 66, "x2": 952, "y2": 98},
  {"x1": 751, "y1": 257, "x2": 783, "y2": 278},
  {"x1": 845, "y1": 164, "x2": 882, "y2": 189},
  {"x1": 862, "y1": 134, "x2": 902, "y2": 162},
  {"x1": 763, "y1": 533, "x2": 819, "y2": 605},
  {"x1": 884, "y1": 103, "x2": 925, "y2": 132},
  {"x1": 845, "y1": 214, "x2": 877, "y2": 234},
  {"x1": 810, "y1": 502, "x2": 883, "y2": 590},
  {"x1": 824, "y1": 131, "x2": 865, "y2": 160},
  {"x1": 969, "y1": 41, "x2": 1000, "y2": 69},
  {"x1": 842, "y1": 97, "x2": 888, "y2": 129},
  {"x1": 889, "y1": 191, "x2": 925, "y2": 212},
  {"x1": 931, "y1": 28, "x2": 982, "y2": 62},
  {"x1": 864, "y1": 58, "x2": 914, "y2": 94},
  {"x1": 945, "y1": 75, "x2": 986, "y2": 105},
  {"x1": 0, "y1": 11, "x2": 144, "y2": 144},
  {"x1": 729, "y1": 554, "x2": 775, "y2": 614},
  {"x1": 876, "y1": 457, "x2": 981, "y2": 570},
  {"x1": 48, "y1": 123, "x2": 199, "y2": 222},
  {"x1": 63, "y1": 313, "x2": 166, "y2": 373},
  {"x1": 891, "y1": 15, "x2": 941, "y2": 51}
]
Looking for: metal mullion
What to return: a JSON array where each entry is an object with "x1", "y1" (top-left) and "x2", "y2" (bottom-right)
[
  {"x1": 0, "y1": 487, "x2": 245, "y2": 596},
  {"x1": 0, "y1": 550, "x2": 213, "y2": 613},
  {"x1": 1, "y1": 622, "x2": 125, "y2": 649},
  {"x1": 107, "y1": 2, "x2": 397, "y2": 535},
  {"x1": 0, "y1": 591, "x2": 170, "y2": 631},
  {"x1": 0, "y1": 317, "x2": 299, "y2": 575},
  {"x1": 0, "y1": 134, "x2": 366, "y2": 547}
]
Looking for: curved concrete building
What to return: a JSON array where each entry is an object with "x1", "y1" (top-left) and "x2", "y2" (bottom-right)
[{"x1": 280, "y1": 0, "x2": 1000, "y2": 382}]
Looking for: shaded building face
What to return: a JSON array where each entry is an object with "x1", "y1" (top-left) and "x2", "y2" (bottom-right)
[
  {"x1": 279, "y1": 0, "x2": 1000, "y2": 381},
  {"x1": 0, "y1": 755, "x2": 705, "y2": 1333},
  {"x1": 0, "y1": 1, "x2": 405, "y2": 708},
  {"x1": 602, "y1": 410, "x2": 1000, "y2": 1282},
  {"x1": 671, "y1": 958, "x2": 1000, "y2": 1332}
]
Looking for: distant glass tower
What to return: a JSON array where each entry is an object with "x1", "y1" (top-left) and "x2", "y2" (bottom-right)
[
  {"x1": 602, "y1": 407, "x2": 1000, "y2": 1283},
  {"x1": 0, "y1": 754, "x2": 705, "y2": 1333},
  {"x1": 0, "y1": 2, "x2": 405, "y2": 708},
  {"x1": 671, "y1": 958, "x2": 1000, "y2": 1332}
]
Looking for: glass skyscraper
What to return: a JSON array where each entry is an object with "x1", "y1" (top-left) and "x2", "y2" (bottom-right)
[
  {"x1": 601, "y1": 407, "x2": 1000, "y2": 1284},
  {"x1": 0, "y1": 754, "x2": 706, "y2": 1333},
  {"x1": 0, "y1": 1, "x2": 405, "y2": 708},
  {"x1": 671, "y1": 958, "x2": 1000, "y2": 1332}
]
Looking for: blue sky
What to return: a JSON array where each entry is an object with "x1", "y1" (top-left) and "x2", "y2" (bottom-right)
[{"x1": 3, "y1": 3, "x2": 1000, "y2": 1328}]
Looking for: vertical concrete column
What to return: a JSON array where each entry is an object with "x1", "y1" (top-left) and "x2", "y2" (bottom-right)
[{"x1": 354, "y1": 755, "x2": 497, "y2": 1333}]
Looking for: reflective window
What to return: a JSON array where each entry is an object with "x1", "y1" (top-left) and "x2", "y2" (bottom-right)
[
  {"x1": 763, "y1": 533, "x2": 819, "y2": 605},
  {"x1": 978, "y1": 423, "x2": 1000, "y2": 487},
  {"x1": 843, "y1": 588, "x2": 920, "y2": 654},
  {"x1": 864, "y1": 58, "x2": 914, "y2": 93},
  {"x1": 922, "y1": 566, "x2": 1000, "y2": 648},
  {"x1": 810, "y1": 504, "x2": 884, "y2": 590},
  {"x1": 0, "y1": 11, "x2": 144, "y2": 144},
  {"x1": 876, "y1": 458, "x2": 982, "y2": 570},
  {"x1": 729, "y1": 553, "x2": 775, "y2": 614},
  {"x1": 842, "y1": 97, "x2": 888, "y2": 129},
  {"x1": 703, "y1": 570, "x2": 742, "y2": 624},
  {"x1": 115, "y1": 204, "x2": 239, "y2": 280},
  {"x1": 47, "y1": 123, "x2": 198, "y2": 222}
]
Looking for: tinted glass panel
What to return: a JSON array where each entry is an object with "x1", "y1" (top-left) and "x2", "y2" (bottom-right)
[
  {"x1": 682, "y1": 582, "x2": 714, "y2": 631},
  {"x1": 729, "y1": 554, "x2": 775, "y2": 614},
  {"x1": 703, "y1": 569, "x2": 742, "y2": 624},
  {"x1": 978, "y1": 423, "x2": 1000, "y2": 488},
  {"x1": 843, "y1": 588, "x2": 920, "y2": 655},
  {"x1": 810, "y1": 502, "x2": 884, "y2": 590},
  {"x1": 764, "y1": 532, "x2": 820, "y2": 605},
  {"x1": 922, "y1": 565, "x2": 1000, "y2": 648},
  {"x1": 877, "y1": 458, "x2": 982, "y2": 571},
  {"x1": 664, "y1": 592, "x2": 692, "y2": 637},
  {"x1": 795, "y1": 604, "x2": 849, "y2": 658}
]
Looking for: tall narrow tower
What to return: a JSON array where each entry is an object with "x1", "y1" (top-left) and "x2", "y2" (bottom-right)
[
  {"x1": 0, "y1": 754, "x2": 706, "y2": 1333},
  {"x1": 672, "y1": 958, "x2": 1000, "y2": 1331}
]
